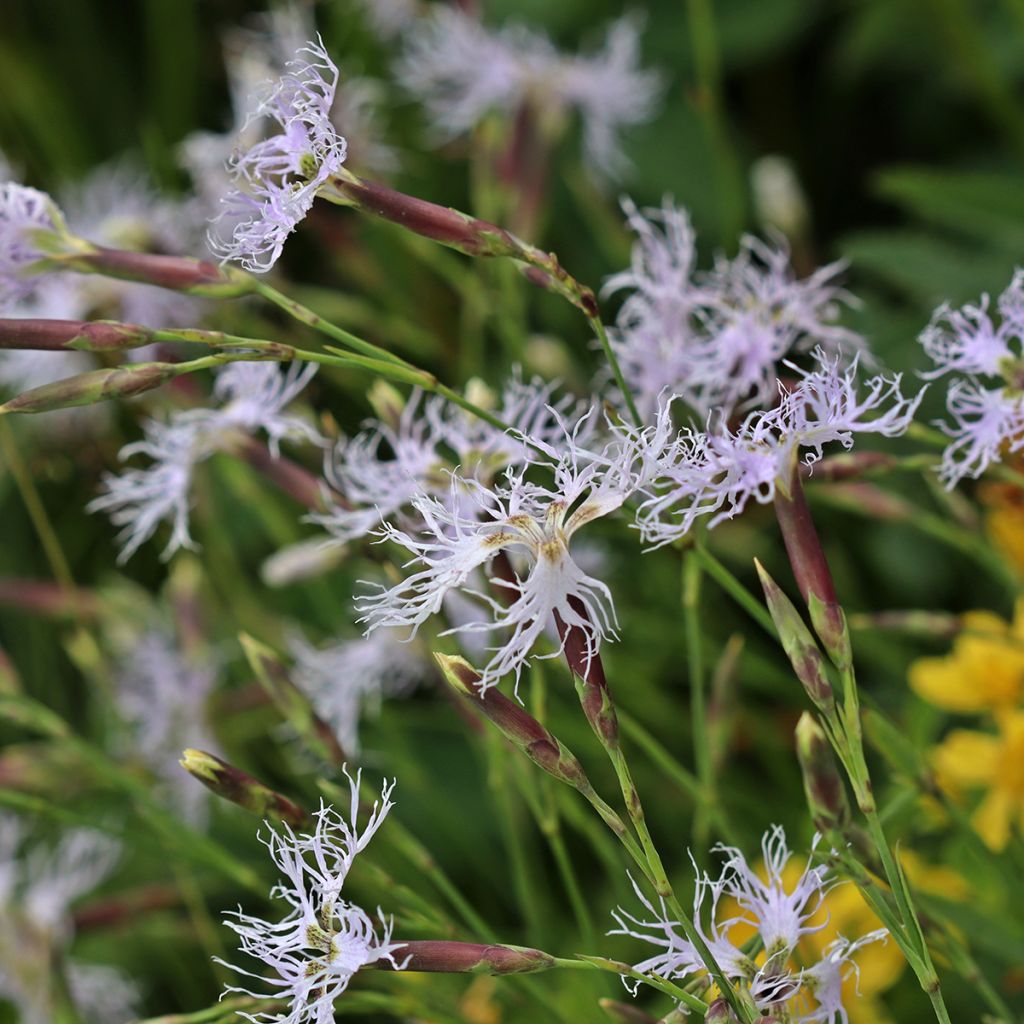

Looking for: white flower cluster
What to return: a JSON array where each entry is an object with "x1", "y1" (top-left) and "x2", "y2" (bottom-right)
[
  {"x1": 309, "y1": 373, "x2": 582, "y2": 544},
  {"x1": 0, "y1": 815, "x2": 137, "y2": 1024},
  {"x1": 219, "y1": 773, "x2": 407, "y2": 1024},
  {"x1": 395, "y1": 9, "x2": 662, "y2": 178},
  {"x1": 89, "y1": 360, "x2": 322, "y2": 562},
  {"x1": 113, "y1": 626, "x2": 219, "y2": 827},
  {"x1": 605, "y1": 198, "x2": 867, "y2": 421},
  {"x1": 612, "y1": 826, "x2": 886, "y2": 1022},
  {"x1": 918, "y1": 270, "x2": 1024, "y2": 485}
]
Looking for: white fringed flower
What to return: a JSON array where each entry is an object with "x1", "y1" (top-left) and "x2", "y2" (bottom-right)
[
  {"x1": 210, "y1": 37, "x2": 347, "y2": 272},
  {"x1": 936, "y1": 380, "x2": 1024, "y2": 486},
  {"x1": 0, "y1": 183, "x2": 64, "y2": 311},
  {"x1": 289, "y1": 630, "x2": 423, "y2": 755},
  {"x1": 918, "y1": 272, "x2": 1024, "y2": 486},
  {"x1": 557, "y1": 15, "x2": 664, "y2": 176},
  {"x1": 357, "y1": 431, "x2": 642, "y2": 692},
  {"x1": 310, "y1": 374, "x2": 583, "y2": 545},
  {"x1": 90, "y1": 361, "x2": 319, "y2": 562},
  {"x1": 606, "y1": 198, "x2": 866, "y2": 420},
  {"x1": 218, "y1": 774, "x2": 408, "y2": 1024},
  {"x1": 632, "y1": 351, "x2": 922, "y2": 545},
  {"x1": 88, "y1": 419, "x2": 203, "y2": 563},
  {"x1": 396, "y1": 10, "x2": 661, "y2": 180},
  {"x1": 611, "y1": 826, "x2": 884, "y2": 1020},
  {"x1": 112, "y1": 626, "x2": 218, "y2": 827},
  {"x1": 0, "y1": 815, "x2": 134, "y2": 1024},
  {"x1": 351, "y1": 0, "x2": 418, "y2": 41}
]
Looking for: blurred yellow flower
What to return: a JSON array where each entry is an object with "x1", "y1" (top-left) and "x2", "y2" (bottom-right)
[
  {"x1": 908, "y1": 600, "x2": 1024, "y2": 713},
  {"x1": 982, "y1": 483, "x2": 1024, "y2": 575},
  {"x1": 931, "y1": 711, "x2": 1024, "y2": 851}
]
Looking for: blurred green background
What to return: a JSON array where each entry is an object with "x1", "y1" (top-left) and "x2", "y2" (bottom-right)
[{"x1": 1, "y1": 1, "x2": 1023, "y2": 1021}]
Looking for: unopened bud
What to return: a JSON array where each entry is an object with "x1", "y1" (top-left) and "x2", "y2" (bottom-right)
[
  {"x1": 599, "y1": 999, "x2": 658, "y2": 1023},
  {"x1": 435, "y1": 654, "x2": 590, "y2": 789},
  {"x1": 795, "y1": 712, "x2": 851, "y2": 834},
  {"x1": 0, "y1": 578, "x2": 98, "y2": 620},
  {"x1": 750, "y1": 155, "x2": 809, "y2": 240},
  {"x1": 180, "y1": 749, "x2": 310, "y2": 828},
  {"x1": 554, "y1": 601, "x2": 619, "y2": 747},
  {"x1": 0, "y1": 362, "x2": 178, "y2": 414},
  {"x1": 366, "y1": 379, "x2": 406, "y2": 430},
  {"x1": 70, "y1": 248, "x2": 249, "y2": 298},
  {"x1": 374, "y1": 940, "x2": 555, "y2": 975},
  {"x1": 260, "y1": 538, "x2": 346, "y2": 587},
  {"x1": 755, "y1": 560, "x2": 835, "y2": 715},
  {"x1": 0, "y1": 318, "x2": 155, "y2": 353},
  {"x1": 808, "y1": 593, "x2": 853, "y2": 675},
  {"x1": 240, "y1": 634, "x2": 345, "y2": 763},
  {"x1": 703, "y1": 998, "x2": 736, "y2": 1023}
]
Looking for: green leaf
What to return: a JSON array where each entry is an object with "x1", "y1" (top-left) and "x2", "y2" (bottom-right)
[{"x1": 875, "y1": 167, "x2": 1024, "y2": 253}]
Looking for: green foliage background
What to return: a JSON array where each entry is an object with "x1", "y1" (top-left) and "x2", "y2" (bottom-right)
[{"x1": 1, "y1": 1, "x2": 1023, "y2": 1021}]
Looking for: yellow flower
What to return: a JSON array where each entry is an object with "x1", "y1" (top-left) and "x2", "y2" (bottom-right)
[
  {"x1": 931, "y1": 710, "x2": 1024, "y2": 851},
  {"x1": 908, "y1": 600, "x2": 1024, "y2": 713},
  {"x1": 722, "y1": 863, "x2": 904, "y2": 1024},
  {"x1": 983, "y1": 483, "x2": 1024, "y2": 574}
]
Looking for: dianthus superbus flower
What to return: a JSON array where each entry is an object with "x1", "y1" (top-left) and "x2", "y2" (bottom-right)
[
  {"x1": 611, "y1": 826, "x2": 885, "y2": 1021},
  {"x1": 357, "y1": 431, "x2": 643, "y2": 692},
  {"x1": 919, "y1": 273, "x2": 1024, "y2": 486},
  {"x1": 210, "y1": 37, "x2": 348, "y2": 272},
  {"x1": 310, "y1": 374, "x2": 582, "y2": 545},
  {"x1": 396, "y1": 10, "x2": 661, "y2": 179},
  {"x1": 218, "y1": 773, "x2": 407, "y2": 1023},
  {"x1": 0, "y1": 183, "x2": 65, "y2": 310},
  {"x1": 633, "y1": 351, "x2": 922, "y2": 545},
  {"x1": 289, "y1": 630, "x2": 423, "y2": 755},
  {"x1": 89, "y1": 361, "x2": 320, "y2": 562},
  {"x1": 605, "y1": 198, "x2": 866, "y2": 420},
  {"x1": 0, "y1": 815, "x2": 138, "y2": 1024}
]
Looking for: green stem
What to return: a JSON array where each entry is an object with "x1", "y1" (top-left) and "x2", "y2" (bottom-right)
[
  {"x1": 555, "y1": 956, "x2": 709, "y2": 1014},
  {"x1": 684, "y1": 551, "x2": 713, "y2": 847},
  {"x1": 0, "y1": 418, "x2": 75, "y2": 592},
  {"x1": 691, "y1": 544, "x2": 777, "y2": 638},
  {"x1": 588, "y1": 314, "x2": 641, "y2": 427},
  {"x1": 686, "y1": 0, "x2": 746, "y2": 244}
]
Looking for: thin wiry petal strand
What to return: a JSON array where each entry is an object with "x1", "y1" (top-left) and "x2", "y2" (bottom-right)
[
  {"x1": 919, "y1": 295, "x2": 1013, "y2": 379},
  {"x1": 210, "y1": 38, "x2": 347, "y2": 272}
]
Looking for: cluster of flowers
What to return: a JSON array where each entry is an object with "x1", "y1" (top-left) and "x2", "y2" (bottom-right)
[
  {"x1": 613, "y1": 827, "x2": 886, "y2": 1021},
  {"x1": 918, "y1": 271, "x2": 1024, "y2": 485},
  {"x1": 606, "y1": 198, "x2": 865, "y2": 420},
  {"x1": 0, "y1": 815, "x2": 137, "y2": 1024}
]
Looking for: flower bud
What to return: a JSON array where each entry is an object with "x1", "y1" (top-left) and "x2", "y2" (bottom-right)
[
  {"x1": 69, "y1": 248, "x2": 250, "y2": 297},
  {"x1": 374, "y1": 940, "x2": 555, "y2": 975},
  {"x1": 795, "y1": 712, "x2": 851, "y2": 834},
  {"x1": 0, "y1": 318, "x2": 155, "y2": 353},
  {"x1": 0, "y1": 362, "x2": 178, "y2": 414},
  {"x1": 240, "y1": 633, "x2": 346, "y2": 763},
  {"x1": 0, "y1": 578, "x2": 98, "y2": 620},
  {"x1": 435, "y1": 653, "x2": 590, "y2": 789},
  {"x1": 755, "y1": 560, "x2": 835, "y2": 715},
  {"x1": 180, "y1": 748, "x2": 310, "y2": 828},
  {"x1": 703, "y1": 998, "x2": 736, "y2": 1023},
  {"x1": 599, "y1": 999, "x2": 659, "y2": 1023}
]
